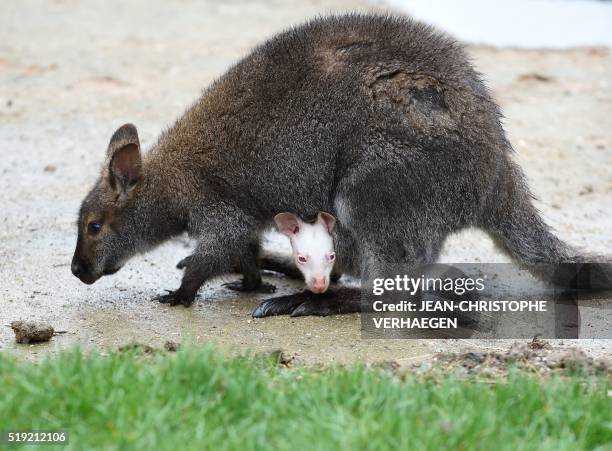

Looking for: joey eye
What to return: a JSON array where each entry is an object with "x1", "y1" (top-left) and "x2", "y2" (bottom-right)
[
  {"x1": 88, "y1": 222, "x2": 102, "y2": 236},
  {"x1": 297, "y1": 255, "x2": 308, "y2": 264},
  {"x1": 328, "y1": 253, "x2": 336, "y2": 262}
]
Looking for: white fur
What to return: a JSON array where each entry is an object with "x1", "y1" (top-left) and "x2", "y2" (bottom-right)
[{"x1": 274, "y1": 212, "x2": 336, "y2": 293}]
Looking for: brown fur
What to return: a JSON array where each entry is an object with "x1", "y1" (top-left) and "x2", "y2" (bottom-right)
[{"x1": 71, "y1": 13, "x2": 610, "y2": 313}]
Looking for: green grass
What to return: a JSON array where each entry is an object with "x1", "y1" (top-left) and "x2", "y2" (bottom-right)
[{"x1": 1, "y1": 346, "x2": 610, "y2": 451}]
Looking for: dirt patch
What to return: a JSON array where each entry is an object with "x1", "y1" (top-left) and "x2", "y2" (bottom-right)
[
  {"x1": 0, "y1": 58, "x2": 56, "y2": 75},
  {"x1": 516, "y1": 72, "x2": 554, "y2": 83},
  {"x1": 69, "y1": 76, "x2": 130, "y2": 91},
  {"x1": 389, "y1": 337, "x2": 611, "y2": 380}
]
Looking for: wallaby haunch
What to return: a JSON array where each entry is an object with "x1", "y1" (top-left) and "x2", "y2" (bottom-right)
[{"x1": 72, "y1": 13, "x2": 609, "y2": 316}]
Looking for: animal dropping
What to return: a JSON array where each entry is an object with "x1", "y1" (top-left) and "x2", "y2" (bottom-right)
[{"x1": 11, "y1": 320, "x2": 54, "y2": 344}]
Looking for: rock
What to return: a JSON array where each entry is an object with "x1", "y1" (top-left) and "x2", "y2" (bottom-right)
[
  {"x1": 164, "y1": 341, "x2": 180, "y2": 352},
  {"x1": 265, "y1": 349, "x2": 295, "y2": 366},
  {"x1": 10, "y1": 321, "x2": 54, "y2": 344},
  {"x1": 529, "y1": 336, "x2": 552, "y2": 350}
]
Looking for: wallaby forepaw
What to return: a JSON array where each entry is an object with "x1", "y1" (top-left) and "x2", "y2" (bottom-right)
[{"x1": 153, "y1": 290, "x2": 195, "y2": 307}]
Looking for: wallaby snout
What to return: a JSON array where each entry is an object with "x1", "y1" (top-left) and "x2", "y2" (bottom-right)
[{"x1": 71, "y1": 255, "x2": 96, "y2": 285}]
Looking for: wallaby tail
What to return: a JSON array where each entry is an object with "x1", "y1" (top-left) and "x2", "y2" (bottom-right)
[{"x1": 485, "y1": 163, "x2": 611, "y2": 290}]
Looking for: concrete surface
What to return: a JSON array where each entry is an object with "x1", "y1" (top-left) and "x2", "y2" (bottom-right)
[{"x1": 0, "y1": 0, "x2": 610, "y2": 364}]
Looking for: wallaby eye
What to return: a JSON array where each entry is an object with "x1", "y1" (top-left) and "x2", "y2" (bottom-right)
[
  {"x1": 297, "y1": 255, "x2": 308, "y2": 264},
  {"x1": 88, "y1": 222, "x2": 102, "y2": 236},
  {"x1": 328, "y1": 253, "x2": 336, "y2": 262}
]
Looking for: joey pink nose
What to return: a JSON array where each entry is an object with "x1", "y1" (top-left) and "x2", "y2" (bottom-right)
[{"x1": 310, "y1": 277, "x2": 328, "y2": 294}]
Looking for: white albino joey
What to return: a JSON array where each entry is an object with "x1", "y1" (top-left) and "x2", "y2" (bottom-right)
[{"x1": 274, "y1": 212, "x2": 336, "y2": 294}]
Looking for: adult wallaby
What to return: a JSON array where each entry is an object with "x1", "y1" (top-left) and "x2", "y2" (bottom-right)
[{"x1": 71, "y1": 13, "x2": 609, "y2": 316}]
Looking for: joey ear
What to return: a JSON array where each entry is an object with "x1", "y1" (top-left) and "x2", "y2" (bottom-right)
[
  {"x1": 317, "y1": 212, "x2": 336, "y2": 232},
  {"x1": 274, "y1": 212, "x2": 302, "y2": 236},
  {"x1": 107, "y1": 123, "x2": 142, "y2": 195}
]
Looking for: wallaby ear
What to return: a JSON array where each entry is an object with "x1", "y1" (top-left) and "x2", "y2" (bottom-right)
[
  {"x1": 317, "y1": 212, "x2": 336, "y2": 233},
  {"x1": 107, "y1": 123, "x2": 142, "y2": 195},
  {"x1": 274, "y1": 212, "x2": 302, "y2": 237}
]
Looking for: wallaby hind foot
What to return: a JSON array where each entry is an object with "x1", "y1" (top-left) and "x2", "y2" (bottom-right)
[{"x1": 252, "y1": 288, "x2": 361, "y2": 318}]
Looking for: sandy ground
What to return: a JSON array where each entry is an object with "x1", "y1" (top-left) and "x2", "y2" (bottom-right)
[{"x1": 0, "y1": 0, "x2": 610, "y2": 364}]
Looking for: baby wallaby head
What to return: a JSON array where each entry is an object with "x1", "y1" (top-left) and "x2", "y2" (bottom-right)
[{"x1": 274, "y1": 212, "x2": 336, "y2": 294}]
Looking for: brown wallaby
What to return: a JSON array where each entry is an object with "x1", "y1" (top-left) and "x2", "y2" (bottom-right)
[{"x1": 72, "y1": 13, "x2": 610, "y2": 316}]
